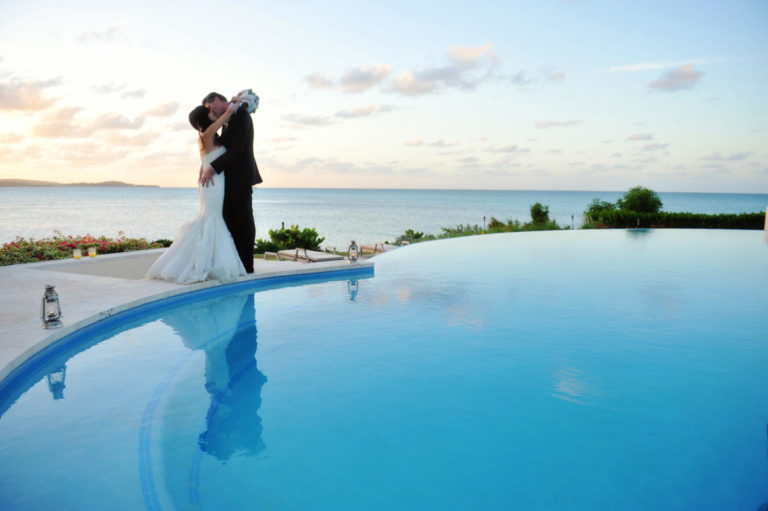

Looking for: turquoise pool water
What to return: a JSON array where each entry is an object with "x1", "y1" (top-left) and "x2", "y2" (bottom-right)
[{"x1": 0, "y1": 230, "x2": 766, "y2": 510}]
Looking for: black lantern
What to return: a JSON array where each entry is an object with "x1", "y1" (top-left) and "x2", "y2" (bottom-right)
[
  {"x1": 41, "y1": 284, "x2": 63, "y2": 329},
  {"x1": 347, "y1": 240, "x2": 359, "y2": 263}
]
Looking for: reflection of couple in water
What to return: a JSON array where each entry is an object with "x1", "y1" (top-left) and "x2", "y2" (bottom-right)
[{"x1": 162, "y1": 291, "x2": 266, "y2": 460}]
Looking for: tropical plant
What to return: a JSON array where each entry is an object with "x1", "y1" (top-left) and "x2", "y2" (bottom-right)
[
  {"x1": 617, "y1": 186, "x2": 663, "y2": 213},
  {"x1": 254, "y1": 224, "x2": 325, "y2": 253},
  {"x1": 530, "y1": 202, "x2": 550, "y2": 224}
]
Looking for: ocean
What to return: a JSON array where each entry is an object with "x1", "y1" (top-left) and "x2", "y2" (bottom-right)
[{"x1": 1, "y1": 187, "x2": 766, "y2": 249}]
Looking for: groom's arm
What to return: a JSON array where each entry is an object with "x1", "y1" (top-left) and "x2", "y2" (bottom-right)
[{"x1": 209, "y1": 108, "x2": 250, "y2": 174}]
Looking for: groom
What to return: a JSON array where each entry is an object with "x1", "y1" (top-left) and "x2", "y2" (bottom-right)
[{"x1": 199, "y1": 92, "x2": 262, "y2": 273}]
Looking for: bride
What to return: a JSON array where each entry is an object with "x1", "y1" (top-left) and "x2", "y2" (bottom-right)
[{"x1": 146, "y1": 98, "x2": 247, "y2": 283}]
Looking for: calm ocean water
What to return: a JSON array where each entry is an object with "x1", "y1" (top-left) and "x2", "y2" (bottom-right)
[{"x1": 1, "y1": 187, "x2": 766, "y2": 249}]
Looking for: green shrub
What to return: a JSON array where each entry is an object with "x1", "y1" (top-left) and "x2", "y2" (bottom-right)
[
  {"x1": 530, "y1": 202, "x2": 550, "y2": 224},
  {"x1": 581, "y1": 210, "x2": 765, "y2": 229},
  {"x1": 254, "y1": 224, "x2": 325, "y2": 253},
  {"x1": 617, "y1": 186, "x2": 663, "y2": 213}
]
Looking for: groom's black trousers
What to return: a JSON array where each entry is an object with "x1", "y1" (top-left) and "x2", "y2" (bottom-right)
[{"x1": 222, "y1": 185, "x2": 255, "y2": 273}]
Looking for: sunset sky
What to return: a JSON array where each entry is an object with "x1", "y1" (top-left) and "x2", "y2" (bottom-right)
[{"x1": 1, "y1": 0, "x2": 766, "y2": 191}]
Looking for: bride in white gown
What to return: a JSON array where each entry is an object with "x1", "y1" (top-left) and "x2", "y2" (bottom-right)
[{"x1": 146, "y1": 99, "x2": 247, "y2": 284}]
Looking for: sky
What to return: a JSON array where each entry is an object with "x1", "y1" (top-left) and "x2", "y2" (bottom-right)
[{"x1": 0, "y1": 0, "x2": 766, "y2": 192}]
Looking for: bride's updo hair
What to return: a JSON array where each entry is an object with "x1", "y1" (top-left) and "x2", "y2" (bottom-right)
[{"x1": 189, "y1": 105, "x2": 213, "y2": 132}]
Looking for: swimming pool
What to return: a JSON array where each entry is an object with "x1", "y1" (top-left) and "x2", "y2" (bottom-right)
[{"x1": 0, "y1": 229, "x2": 766, "y2": 510}]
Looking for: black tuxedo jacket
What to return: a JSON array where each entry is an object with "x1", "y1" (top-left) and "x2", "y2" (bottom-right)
[{"x1": 211, "y1": 107, "x2": 262, "y2": 187}]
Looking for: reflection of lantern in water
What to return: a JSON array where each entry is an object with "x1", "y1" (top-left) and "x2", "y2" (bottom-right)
[
  {"x1": 46, "y1": 366, "x2": 67, "y2": 399},
  {"x1": 41, "y1": 284, "x2": 63, "y2": 329},
  {"x1": 347, "y1": 280, "x2": 359, "y2": 301},
  {"x1": 347, "y1": 240, "x2": 359, "y2": 263}
]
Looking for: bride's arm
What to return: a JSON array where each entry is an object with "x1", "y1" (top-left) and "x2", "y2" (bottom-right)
[{"x1": 201, "y1": 97, "x2": 243, "y2": 139}]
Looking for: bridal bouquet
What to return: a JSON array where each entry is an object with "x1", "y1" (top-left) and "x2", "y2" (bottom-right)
[{"x1": 235, "y1": 89, "x2": 259, "y2": 114}]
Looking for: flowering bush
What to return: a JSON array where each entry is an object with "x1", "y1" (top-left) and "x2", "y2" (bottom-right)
[{"x1": 0, "y1": 230, "x2": 164, "y2": 266}]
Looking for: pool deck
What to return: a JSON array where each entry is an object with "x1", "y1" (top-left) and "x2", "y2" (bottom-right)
[{"x1": 0, "y1": 249, "x2": 373, "y2": 384}]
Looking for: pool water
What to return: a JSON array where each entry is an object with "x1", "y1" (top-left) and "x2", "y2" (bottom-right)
[{"x1": 1, "y1": 230, "x2": 767, "y2": 510}]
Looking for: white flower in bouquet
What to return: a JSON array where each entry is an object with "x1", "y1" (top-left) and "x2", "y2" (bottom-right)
[{"x1": 235, "y1": 89, "x2": 259, "y2": 114}]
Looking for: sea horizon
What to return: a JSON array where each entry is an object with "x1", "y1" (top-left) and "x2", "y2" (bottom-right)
[{"x1": 2, "y1": 187, "x2": 766, "y2": 249}]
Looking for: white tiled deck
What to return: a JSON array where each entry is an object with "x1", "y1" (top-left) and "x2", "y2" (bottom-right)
[{"x1": 0, "y1": 249, "x2": 373, "y2": 383}]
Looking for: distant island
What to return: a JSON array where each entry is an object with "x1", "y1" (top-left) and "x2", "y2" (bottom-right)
[{"x1": 0, "y1": 179, "x2": 158, "y2": 188}]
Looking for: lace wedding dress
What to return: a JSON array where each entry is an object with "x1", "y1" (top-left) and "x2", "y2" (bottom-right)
[{"x1": 146, "y1": 146, "x2": 246, "y2": 283}]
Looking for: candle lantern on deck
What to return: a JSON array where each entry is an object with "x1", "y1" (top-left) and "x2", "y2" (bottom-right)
[
  {"x1": 347, "y1": 240, "x2": 359, "y2": 263},
  {"x1": 88, "y1": 247, "x2": 97, "y2": 258},
  {"x1": 41, "y1": 284, "x2": 63, "y2": 329}
]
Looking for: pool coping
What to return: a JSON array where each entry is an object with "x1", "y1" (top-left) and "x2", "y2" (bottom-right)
[{"x1": 0, "y1": 249, "x2": 374, "y2": 388}]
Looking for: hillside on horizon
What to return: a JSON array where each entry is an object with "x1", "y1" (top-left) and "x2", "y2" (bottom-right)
[{"x1": 0, "y1": 179, "x2": 158, "y2": 188}]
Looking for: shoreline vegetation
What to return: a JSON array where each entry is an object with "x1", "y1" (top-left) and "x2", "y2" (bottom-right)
[
  {"x1": 0, "y1": 179, "x2": 157, "y2": 188},
  {"x1": 1, "y1": 187, "x2": 765, "y2": 266}
]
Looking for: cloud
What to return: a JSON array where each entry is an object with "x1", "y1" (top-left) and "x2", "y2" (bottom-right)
[
  {"x1": 388, "y1": 43, "x2": 499, "y2": 96},
  {"x1": 649, "y1": 65, "x2": 704, "y2": 92},
  {"x1": 305, "y1": 72, "x2": 336, "y2": 90},
  {"x1": 534, "y1": 120, "x2": 581, "y2": 129},
  {"x1": 541, "y1": 66, "x2": 565, "y2": 83},
  {"x1": 294, "y1": 156, "x2": 396, "y2": 175},
  {"x1": 334, "y1": 104, "x2": 396, "y2": 118},
  {"x1": 284, "y1": 104, "x2": 396, "y2": 128},
  {"x1": 0, "y1": 77, "x2": 61, "y2": 111},
  {"x1": 610, "y1": 60, "x2": 706, "y2": 72},
  {"x1": 90, "y1": 113, "x2": 144, "y2": 130},
  {"x1": 76, "y1": 25, "x2": 120, "y2": 43},
  {"x1": 31, "y1": 108, "x2": 143, "y2": 137},
  {"x1": 284, "y1": 113, "x2": 334, "y2": 128},
  {"x1": 626, "y1": 133, "x2": 653, "y2": 141},
  {"x1": 509, "y1": 71, "x2": 534, "y2": 86},
  {"x1": 143, "y1": 102, "x2": 179, "y2": 117},
  {"x1": 269, "y1": 136, "x2": 297, "y2": 143},
  {"x1": 306, "y1": 65, "x2": 391, "y2": 93},
  {"x1": 388, "y1": 71, "x2": 438, "y2": 96},
  {"x1": 641, "y1": 143, "x2": 669, "y2": 151},
  {"x1": 485, "y1": 144, "x2": 529, "y2": 153},
  {"x1": 405, "y1": 139, "x2": 459, "y2": 148},
  {"x1": 339, "y1": 65, "x2": 391, "y2": 92},
  {"x1": 0, "y1": 133, "x2": 23, "y2": 144},
  {"x1": 702, "y1": 151, "x2": 753, "y2": 161},
  {"x1": 121, "y1": 89, "x2": 147, "y2": 99}
]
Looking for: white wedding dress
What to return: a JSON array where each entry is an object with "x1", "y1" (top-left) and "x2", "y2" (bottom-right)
[{"x1": 146, "y1": 146, "x2": 246, "y2": 283}]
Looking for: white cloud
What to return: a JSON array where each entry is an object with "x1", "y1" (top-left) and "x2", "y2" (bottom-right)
[
  {"x1": 90, "y1": 113, "x2": 144, "y2": 130},
  {"x1": 305, "y1": 72, "x2": 335, "y2": 90},
  {"x1": 534, "y1": 120, "x2": 581, "y2": 129},
  {"x1": 388, "y1": 71, "x2": 438, "y2": 96},
  {"x1": 702, "y1": 151, "x2": 753, "y2": 161},
  {"x1": 143, "y1": 102, "x2": 179, "y2": 117},
  {"x1": 0, "y1": 133, "x2": 23, "y2": 144},
  {"x1": 76, "y1": 25, "x2": 120, "y2": 43},
  {"x1": 0, "y1": 77, "x2": 61, "y2": 111},
  {"x1": 649, "y1": 65, "x2": 704, "y2": 92},
  {"x1": 339, "y1": 65, "x2": 391, "y2": 93},
  {"x1": 334, "y1": 104, "x2": 396, "y2": 118},
  {"x1": 626, "y1": 133, "x2": 653, "y2": 141},
  {"x1": 388, "y1": 43, "x2": 499, "y2": 96},
  {"x1": 610, "y1": 58, "x2": 708, "y2": 72},
  {"x1": 284, "y1": 113, "x2": 334, "y2": 128},
  {"x1": 641, "y1": 143, "x2": 669, "y2": 151},
  {"x1": 121, "y1": 89, "x2": 147, "y2": 99},
  {"x1": 306, "y1": 65, "x2": 391, "y2": 93}
]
